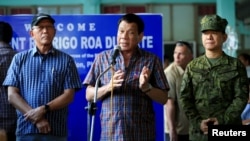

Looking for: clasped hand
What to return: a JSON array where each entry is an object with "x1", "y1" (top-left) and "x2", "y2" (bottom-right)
[
  {"x1": 200, "y1": 117, "x2": 219, "y2": 134},
  {"x1": 24, "y1": 106, "x2": 45, "y2": 124},
  {"x1": 24, "y1": 106, "x2": 51, "y2": 133}
]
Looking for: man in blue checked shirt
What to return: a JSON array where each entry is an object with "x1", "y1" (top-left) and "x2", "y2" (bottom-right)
[
  {"x1": 83, "y1": 13, "x2": 169, "y2": 141},
  {"x1": 3, "y1": 13, "x2": 82, "y2": 141}
]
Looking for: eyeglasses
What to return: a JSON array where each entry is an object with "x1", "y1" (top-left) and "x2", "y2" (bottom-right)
[{"x1": 32, "y1": 25, "x2": 54, "y2": 31}]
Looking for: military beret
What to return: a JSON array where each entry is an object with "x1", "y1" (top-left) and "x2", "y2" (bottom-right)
[
  {"x1": 31, "y1": 13, "x2": 55, "y2": 27},
  {"x1": 200, "y1": 14, "x2": 228, "y2": 33}
]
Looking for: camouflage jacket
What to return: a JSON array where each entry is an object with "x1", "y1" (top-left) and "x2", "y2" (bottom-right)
[{"x1": 180, "y1": 52, "x2": 249, "y2": 141}]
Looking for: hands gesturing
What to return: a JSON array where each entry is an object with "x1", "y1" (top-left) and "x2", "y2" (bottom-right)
[{"x1": 139, "y1": 66, "x2": 151, "y2": 90}]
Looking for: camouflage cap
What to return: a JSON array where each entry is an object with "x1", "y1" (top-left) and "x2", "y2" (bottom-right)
[{"x1": 200, "y1": 14, "x2": 228, "y2": 32}]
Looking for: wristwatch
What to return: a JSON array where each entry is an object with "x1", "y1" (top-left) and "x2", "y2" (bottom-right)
[
  {"x1": 44, "y1": 104, "x2": 50, "y2": 113},
  {"x1": 142, "y1": 84, "x2": 152, "y2": 93}
]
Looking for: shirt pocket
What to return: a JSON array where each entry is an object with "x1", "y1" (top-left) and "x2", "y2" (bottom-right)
[
  {"x1": 49, "y1": 68, "x2": 64, "y2": 88},
  {"x1": 217, "y1": 68, "x2": 238, "y2": 81},
  {"x1": 191, "y1": 68, "x2": 208, "y2": 85},
  {"x1": 217, "y1": 68, "x2": 239, "y2": 84},
  {"x1": 217, "y1": 67, "x2": 238, "y2": 100}
]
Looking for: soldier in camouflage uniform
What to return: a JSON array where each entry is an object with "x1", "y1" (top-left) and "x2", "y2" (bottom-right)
[{"x1": 179, "y1": 14, "x2": 249, "y2": 141}]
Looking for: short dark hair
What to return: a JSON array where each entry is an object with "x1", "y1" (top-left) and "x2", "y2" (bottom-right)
[
  {"x1": 118, "y1": 13, "x2": 144, "y2": 34},
  {"x1": 0, "y1": 21, "x2": 13, "y2": 43},
  {"x1": 175, "y1": 41, "x2": 193, "y2": 53}
]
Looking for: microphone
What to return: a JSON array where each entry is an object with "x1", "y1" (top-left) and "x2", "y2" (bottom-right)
[{"x1": 111, "y1": 46, "x2": 121, "y2": 65}]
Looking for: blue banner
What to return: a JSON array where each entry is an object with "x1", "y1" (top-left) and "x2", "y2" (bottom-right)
[{"x1": 0, "y1": 14, "x2": 164, "y2": 141}]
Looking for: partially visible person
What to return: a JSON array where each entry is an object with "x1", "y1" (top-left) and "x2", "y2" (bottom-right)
[
  {"x1": 238, "y1": 53, "x2": 250, "y2": 66},
  {"x1": 164, "y1": 41, "x2": 193, "y2": 141},
  {"x1": 179, "y1": 14, "x2": 249, "y2": 141},
  {"x1": 238, "y1": 52, "x2": 250, "y2": 125},
  {"x1": 241, "y1": 95, "x2": 250, "y2": 125},
  {"x1": 3, "y1": 13, "x2": 82, "y2": 141},
  {"x1": 0, "y1": 130, "x2": 7, "y2": 141},
  {"x1": 0, "y1": 21, "x2": 18, "y2": 141},
  {"x1": 163, "y1": 54, "x2": 171, "y2": 70},
  {"x1": 83, "y1": 13, "x2": 169, "y2": 140},
  {"x1": 241, "y1": 98, "x2": 250, "y2": 125},
  {"x1": 238, "y1": 52, "x2": 250, "y2": 79}
]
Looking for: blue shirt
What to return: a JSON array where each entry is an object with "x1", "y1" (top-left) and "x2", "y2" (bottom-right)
[
  {"x1": 241, "y1": 103, "x2": 250, "y2": 121},
  {"x1": 3, "y1": 47, "x2": 82, "y2": 136},
  {"x1": 83, "y1": 47, "x2": 169, "y2": 140}
]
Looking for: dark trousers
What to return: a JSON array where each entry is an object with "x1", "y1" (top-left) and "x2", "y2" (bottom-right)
[
  {"x1": 7, "y1": 132, "x2": 16, "y2": 141},
  {"x1": 165, "y1": 133, "x2": 190, "y2": 141}
]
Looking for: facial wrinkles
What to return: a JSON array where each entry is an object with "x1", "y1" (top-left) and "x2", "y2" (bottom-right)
[
  {"x1": 37, "y1": 27, "x2": 54, "y2": 46},
  {"x1": 118, "y1": 21, "x2": 138, "y2": 48},
  {"x1": 174, "y1": 47, "x2": 185, "y2": 65},
  {"x1": 174, "y1": 46, "x2": 191, "y2": 69}
]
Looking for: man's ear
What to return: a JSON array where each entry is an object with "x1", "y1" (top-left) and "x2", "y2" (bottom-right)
[
  {"x1": 223, "y1": 34, "x2": 228, "y2": 42},
  {"x1": 29, "y1": 30, "x2": 34, "y2": 37}
]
